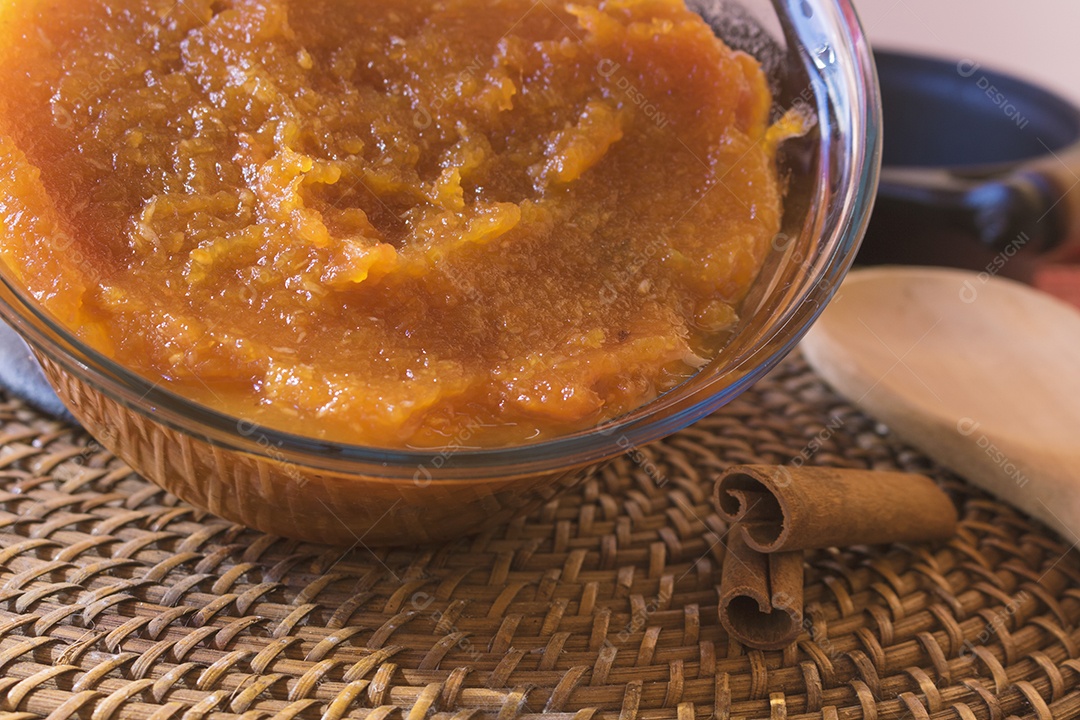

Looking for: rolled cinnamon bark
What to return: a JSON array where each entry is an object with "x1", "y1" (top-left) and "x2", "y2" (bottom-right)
[
  {"x1": 718, "y1": 527, "x2": 803, "y2": 651},
  {"x1": 714, "y1": 465, "x2": 958, "y2": 553}
]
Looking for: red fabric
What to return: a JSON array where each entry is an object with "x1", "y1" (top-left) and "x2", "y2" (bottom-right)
[{"x1": 1035, "y1": 265, "x2": 1080, "y2": 309}]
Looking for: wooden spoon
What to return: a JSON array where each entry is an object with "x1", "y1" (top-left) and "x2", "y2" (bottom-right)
[{"x1": 801, "y1": 266, "x2": 1080, "y2": 543}]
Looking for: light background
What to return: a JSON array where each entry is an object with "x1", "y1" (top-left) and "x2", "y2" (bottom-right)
[{"x1": 856, "y1": 1, "x2": 1080, "y2": 104}]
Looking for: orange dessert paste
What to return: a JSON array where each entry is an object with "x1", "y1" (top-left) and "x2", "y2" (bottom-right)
[{"x1": 0, "y1": 0, "x2": 787, "y2": 447}]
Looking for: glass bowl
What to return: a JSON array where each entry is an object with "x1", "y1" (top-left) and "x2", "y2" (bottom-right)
[{"x1": 0, "y1": 0, "x2": 881, "y2": 546}]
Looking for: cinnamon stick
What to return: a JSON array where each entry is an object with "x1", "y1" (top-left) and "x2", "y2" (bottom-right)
[
  {"x1": 714, "y1": 465, "x2": 958, "y2": 553},
  {"x1": 718, "y1": 526, "x2": 803, "y2": 651}
]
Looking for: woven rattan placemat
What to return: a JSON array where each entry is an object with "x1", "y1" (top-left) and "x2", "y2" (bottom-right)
[{"x1": 0, "y1": 353, "x2": 1077, "y2": 720}]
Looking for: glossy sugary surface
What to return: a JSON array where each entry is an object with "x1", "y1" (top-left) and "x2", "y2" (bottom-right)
[{"x1": 0, "y1": 0, "x2": 784, "y2": 447}]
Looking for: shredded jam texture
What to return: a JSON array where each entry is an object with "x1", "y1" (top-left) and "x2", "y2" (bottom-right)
[{"x1": 0, "y1": 0, "x2": 785, "y2": 447}]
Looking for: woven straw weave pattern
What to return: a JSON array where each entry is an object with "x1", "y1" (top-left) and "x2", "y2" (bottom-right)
[{"x1": 0, "y1": 355, "x2": 1078, "y2": 720}]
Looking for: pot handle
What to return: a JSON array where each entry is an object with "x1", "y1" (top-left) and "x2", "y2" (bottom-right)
[
  {"x1": 1012, "y1": 143, "x2": 1080, "y2": 262},
  {"x1": 878, "y1": 142, "x2": 1080, "y2": 260}
]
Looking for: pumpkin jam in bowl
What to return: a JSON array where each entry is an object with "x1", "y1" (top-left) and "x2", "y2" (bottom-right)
[{"x1": 0, "y1": 0, "x2": 880, "y2": 544}]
